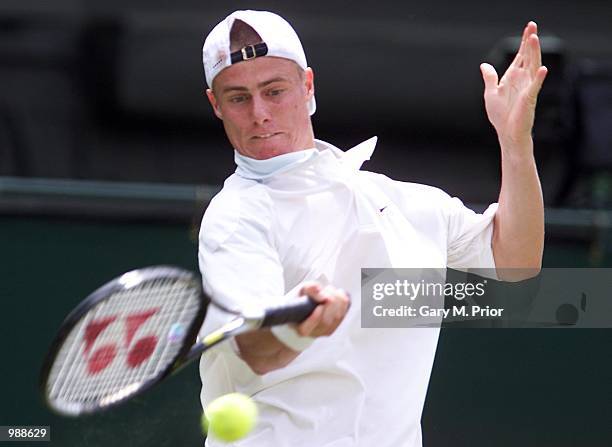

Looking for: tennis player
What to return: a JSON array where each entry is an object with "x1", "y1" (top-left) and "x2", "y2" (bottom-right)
[{"x1": 198, "y1": 10, "x2": 545, "y2": 446}]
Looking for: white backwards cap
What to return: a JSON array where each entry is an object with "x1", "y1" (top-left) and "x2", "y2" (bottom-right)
[{"x1": 202, "y1": 10, "x2": 316, "y2": 115}]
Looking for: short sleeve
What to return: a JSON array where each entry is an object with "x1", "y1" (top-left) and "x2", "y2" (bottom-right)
[{"x1": 445, "y1": 198, "x2": 498, "y2": 270}]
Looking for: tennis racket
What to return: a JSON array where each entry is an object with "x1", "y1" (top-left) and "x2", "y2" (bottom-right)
[{"x1": 40, "y1": 265, "x2": 316, "y2": 416}]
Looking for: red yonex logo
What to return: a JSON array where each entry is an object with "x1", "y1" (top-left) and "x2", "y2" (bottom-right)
[{"x1": 82, "y1": 308, "x2": 160, "y2": 375}]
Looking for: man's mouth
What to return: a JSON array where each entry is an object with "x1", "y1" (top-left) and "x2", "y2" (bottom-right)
[{"x1": 252, "y1": 132, "x2": 282, "y2": 140}]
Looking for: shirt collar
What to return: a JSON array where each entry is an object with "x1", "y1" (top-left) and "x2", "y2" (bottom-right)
[{"x1": 234, "y1": 137, "x2": 378, "y2": 180}]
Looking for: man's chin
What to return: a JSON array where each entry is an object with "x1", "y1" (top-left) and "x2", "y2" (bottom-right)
[{"x1": 244, "y1": 141, "x2": 291, "y2": 160}]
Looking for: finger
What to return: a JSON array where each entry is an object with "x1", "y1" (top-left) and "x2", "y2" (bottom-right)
[
  {"x1": 514, "y1": 21, "x2": 538, "y2": 69},
  {"x1": 322, "y1": 289, "x2": 347, "y2": 314},
  {"x1": 529, "y1": 34, "x2": 542, "y2": 77},
  {"x1": 522, "y1": 26, "x2": 537, "y2": 69},
  {"x1": 299, "y1": 282, "x2": 323, "y2": 301},
  {"x1": 337, "y1": 288, "x2": 351, "y2": 306},
  {"x1": 318, "y1": 307, "x2": 342, "y2": 335},
  {"x1": 480, "y1": 63, "x2": 499, "y2": 91},
  {"x1": 510, "y1": 24, "x2": 529, "y2": 68},
  {"x1": 306, "y1": 287, "x2": 349, "y2": 335},
  {"x1": 527, "y1": 66, "x2": 548, "y2": 104},
  {"x1": 320, "y1": 284, "x2": 336, "y2": 298},
  {"x1": 534, "y1": 33, "x2": 542, "y2": 68},
  {"x1": 323, "y1": 286, "x2": 350, "y2": 309},
  {"x1": 525, "y1": 21, "x2": 540, "y2": 69},
  {"x1": 325, "y1": 294, "x2": 349, "y2": 327},
  {"x1": 317, "y1": 298, "x2": 348, "y2": 334},
  {"x1": 296, "y1": 304, "x2": 324, "y2": 336},
  {"x1": 518, "y1": 23, "x2": 530, "y2": 56}
]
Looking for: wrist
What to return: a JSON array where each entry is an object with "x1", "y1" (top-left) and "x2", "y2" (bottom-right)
[
  {"x1": 498, "y1": 135, "x2": 535, "y2": 163},
  {"x1": 271, "y1": 324, "x2": 315, "y2": 352}
]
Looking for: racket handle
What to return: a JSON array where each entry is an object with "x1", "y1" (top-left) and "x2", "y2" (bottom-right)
[{"x1": 261, "y1": 296, "x2": 318, "y2": 327}]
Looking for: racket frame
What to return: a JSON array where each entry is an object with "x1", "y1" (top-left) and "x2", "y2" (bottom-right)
[{"x1": 39, "y1": 266, "x2": 207, "y2": 416}]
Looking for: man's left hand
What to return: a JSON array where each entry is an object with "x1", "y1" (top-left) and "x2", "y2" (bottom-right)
[{"x1": 480, "y1": 21, "x2": 548, "y2": 155}]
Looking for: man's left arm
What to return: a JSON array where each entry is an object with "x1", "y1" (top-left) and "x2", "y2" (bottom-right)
[{"x1": 480, "y1": 21, "x2": 548, "y2": 278}]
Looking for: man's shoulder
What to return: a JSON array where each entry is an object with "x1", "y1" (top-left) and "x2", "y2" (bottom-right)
[
  {"x1": 199, "y1": 175, "x2": 275, "y2": 250},
  {"x1": 205, "y1": 174, "x2": 273, "y2": 218}
]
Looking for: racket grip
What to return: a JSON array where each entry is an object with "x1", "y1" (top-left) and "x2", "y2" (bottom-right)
[{"x1": 261, "y1": 296, "x2": 318, "y2": 327}]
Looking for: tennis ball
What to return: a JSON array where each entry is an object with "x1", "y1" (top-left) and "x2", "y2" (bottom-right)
[
  {"x1": 200, "y1": 411, "x2": 209, "y2": 435},
  {"x1": 204, "y1": 393, "x2": 258, "y2": 442}
]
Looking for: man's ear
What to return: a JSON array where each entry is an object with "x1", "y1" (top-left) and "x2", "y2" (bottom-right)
[
  {"x1": 304, "y1": 67, "x2": 315, "y2": 101},
  {"x1": 206, "y1": 88, "x2": 223, "y2": 120}
]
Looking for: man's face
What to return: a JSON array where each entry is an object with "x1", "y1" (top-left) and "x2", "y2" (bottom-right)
[{"x1": 207, "y1": 56, "x2": 315, "y2": 160}]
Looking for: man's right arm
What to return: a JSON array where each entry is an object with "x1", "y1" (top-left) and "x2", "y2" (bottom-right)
[{"x1": 235, "y1": 283, "x2": 350, "y2": 375}]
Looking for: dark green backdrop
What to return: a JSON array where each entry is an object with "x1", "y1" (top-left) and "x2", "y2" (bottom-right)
[{"x1": 1, "y1": 216, "x2": 610, "y2": 446}]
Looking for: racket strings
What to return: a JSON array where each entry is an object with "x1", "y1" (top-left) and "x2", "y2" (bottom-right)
[
  {"x1": 56, "y1": 279, "x2": 197, "y2": 404},
  {"x1": 46, "y1": 277, "x2": 201, "y2": 411}
]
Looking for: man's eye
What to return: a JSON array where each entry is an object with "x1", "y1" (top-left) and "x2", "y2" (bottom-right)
[
  {"x1": 268, "y1": 89, "x2": 284, "y2": 96},
  {"x1": 229, "y1": 95, "x2": 248, "y2": 103}
]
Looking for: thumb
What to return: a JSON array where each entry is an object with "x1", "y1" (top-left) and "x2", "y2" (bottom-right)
[{"x1": 480, "y1": 63, "x2": 499, "y2": 91}]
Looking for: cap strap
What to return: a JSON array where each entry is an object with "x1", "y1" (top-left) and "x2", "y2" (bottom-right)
[{"x1": 230, "y1": 42, "x2": 269, "y2": 64}]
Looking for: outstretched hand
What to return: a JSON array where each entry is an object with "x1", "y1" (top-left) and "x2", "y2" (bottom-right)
[{"x1": 480, "y1": 21, "x2": 548, "y2": 154}]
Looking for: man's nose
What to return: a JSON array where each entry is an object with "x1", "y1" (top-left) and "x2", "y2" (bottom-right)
[{"x1": 250, "y1": 95, "x2": 271, "y2": 125}]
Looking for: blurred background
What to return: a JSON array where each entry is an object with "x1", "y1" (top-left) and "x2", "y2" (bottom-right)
[{"x1": 1, "y1": 1, "x2": 611, "y2": 446}]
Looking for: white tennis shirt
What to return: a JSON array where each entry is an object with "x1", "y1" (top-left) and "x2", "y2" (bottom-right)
[{"x1": 198, "y1": 138, "x2": 497, "y2": 446}]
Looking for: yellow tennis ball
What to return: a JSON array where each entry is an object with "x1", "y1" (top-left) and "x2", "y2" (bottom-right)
[
  {"x1": 200, "y1": 412, "x2": 209, "y2": 435},
  {"x1": 204, "y1": 393, "x2": 258, "y2": 442}
]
